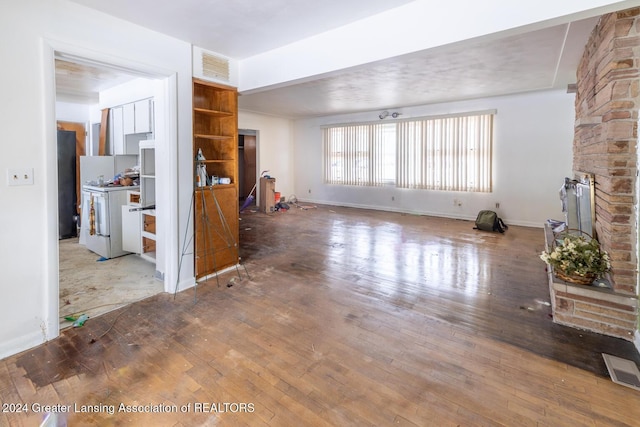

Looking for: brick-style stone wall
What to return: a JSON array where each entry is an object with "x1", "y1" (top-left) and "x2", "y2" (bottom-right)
[
  {"x1": 552, "y1": 7, "x2": 640, "y2": 340},
  {"x1": 574, "y1": 7, "x2": 639, "y2": 295}
]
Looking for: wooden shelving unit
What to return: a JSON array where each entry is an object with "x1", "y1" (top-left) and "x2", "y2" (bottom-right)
[
  {"x1": 139, "y1": 140, "x2": 156, "y2": 263},
  {"x1": 192, "y1": 79, "x2": 239, "y2": 279}
]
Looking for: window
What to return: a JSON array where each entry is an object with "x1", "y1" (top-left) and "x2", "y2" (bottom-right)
[
  {"x1": 323, "y1": 111, "x2": 493, "y2": 192},
  {"x1": 323, "y1": 123, "x2": 395, "y2": 186},
  {"x1": 397, "y1": 113, "x2": 493, "y2": 192}
]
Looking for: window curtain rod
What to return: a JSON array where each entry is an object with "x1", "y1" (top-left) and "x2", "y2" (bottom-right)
[{"x1": 320, "y1": 109, "x2": 497, "y2": 129}]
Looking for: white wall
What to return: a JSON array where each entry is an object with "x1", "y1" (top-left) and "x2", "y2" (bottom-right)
[
  {"x1": 0, "y1": 0, "x2": 194, "y2": 359},
  {"x1": 293, "y1": 89, "x2": 575, "y2": 227},
  {"x1": 55, "y1": 101, "x2": 92, "y2": 123},
  {"x1": 100, "y1": 78, "x2": 156, "y2": 108},
  {"x1": 238, "y1": 111, "x2": 294, "y2": 202}
]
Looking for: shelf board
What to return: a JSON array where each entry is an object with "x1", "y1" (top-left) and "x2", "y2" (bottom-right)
[
  {"x1": 194, "y1": 107, "x2": 234, "y2": 117},
  {"x1": 194, "y1": 184, "x2": 235, "y2": 191},
  {"x1": 194, "y1": 134, "x2": 234, "y2": 141},
  {"x1": 196, "y1": 159, "x2": 235, "y2": 164},
  {"x1": 142, "y1": 231, "x2": 156, "y2": 240}
]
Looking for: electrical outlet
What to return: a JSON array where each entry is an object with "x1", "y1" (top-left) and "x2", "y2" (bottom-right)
[
  {"x1": 308, "y1": 189, "x2": 311, "y2": 194},
  {"x1": 7, "y1": 168, "x2": 34, "y2": 186},
  {"x1": 391, "y1": 196, "x2": 395, "y2": 201},
  {"x1": 495, "y1": 202, "x2": 500, "y2": 209}
]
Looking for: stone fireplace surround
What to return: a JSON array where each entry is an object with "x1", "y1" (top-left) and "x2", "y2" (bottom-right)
[{"x1": 548, "y1": 7, "x2": 639, "y2": 343}]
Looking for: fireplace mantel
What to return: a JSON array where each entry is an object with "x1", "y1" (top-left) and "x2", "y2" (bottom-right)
[{"x1": 543, "y1": 224, "x2": 637, "y2": 340}]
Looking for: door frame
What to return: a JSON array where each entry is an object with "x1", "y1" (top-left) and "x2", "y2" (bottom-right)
[{"x1": 43, "y1": 39, "x2": 179, "y2": 342}]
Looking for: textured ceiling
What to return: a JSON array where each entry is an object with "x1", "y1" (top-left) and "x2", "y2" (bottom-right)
[
  {"x1": 55, "y1": 59, "x2": 138, "y2": 104},
  {"x1": 70, "y1": 0, "x2": 416, "y2": 59},
  {"x1": 237, "y1": 23, "x2": 589, "y2": 118},
  {"x1": 61, "y1": 0, "x2": 600, "y2": 117}
]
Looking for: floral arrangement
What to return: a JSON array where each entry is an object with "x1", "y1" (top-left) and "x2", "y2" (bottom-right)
[{"x1": 540, "y1": 234, "x2": 611, "y2": 278}]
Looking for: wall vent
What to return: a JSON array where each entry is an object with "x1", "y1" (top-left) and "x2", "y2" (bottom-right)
[
  {"x1": 602, "y1": 353, "x2": 640, "y2": 391},
  {"x1": 202, "y1": 51, "x2": 230, "y2": 82}
]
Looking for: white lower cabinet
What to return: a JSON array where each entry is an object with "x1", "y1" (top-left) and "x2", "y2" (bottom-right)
[{"x1": 121, "y1": 206, "x2": 141, "y2": 253}]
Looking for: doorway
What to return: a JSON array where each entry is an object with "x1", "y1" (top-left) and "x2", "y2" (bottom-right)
[
  {"x1": 239, "y1": 129, "x2": 257, "y2": 204},
  {"x1": 54, "y1": 57, "x2": 164, "y2": 328}
]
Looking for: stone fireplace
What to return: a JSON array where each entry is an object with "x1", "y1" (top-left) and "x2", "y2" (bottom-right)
[{"x1": 548, "y1": 7, "x2": 639, "y2": 341}]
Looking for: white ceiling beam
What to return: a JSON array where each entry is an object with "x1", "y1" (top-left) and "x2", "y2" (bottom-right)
[{"x1": 238, "y1": 0, "x2": 640, "y2": 93}]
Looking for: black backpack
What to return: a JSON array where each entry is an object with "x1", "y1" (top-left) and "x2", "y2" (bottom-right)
[{"x1": 474, "y1": 210, "x2": 508, "y2": 233}]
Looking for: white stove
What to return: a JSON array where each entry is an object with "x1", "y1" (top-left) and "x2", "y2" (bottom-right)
[{"x1": 80, "y1": 185, "x2": 140, "y2": 259}]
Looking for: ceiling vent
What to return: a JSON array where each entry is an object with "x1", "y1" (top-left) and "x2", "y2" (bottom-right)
[
  {"x1": 202, "y1": 51, "x2": 230, "y2": 82},
  {"x1": 602, "y1": 353, "x2": 640, "y2": 391}
]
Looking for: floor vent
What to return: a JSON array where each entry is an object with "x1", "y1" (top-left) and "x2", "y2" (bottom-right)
[{"x1": 602, "y1": 353, "x2": 640, "y2": 391}]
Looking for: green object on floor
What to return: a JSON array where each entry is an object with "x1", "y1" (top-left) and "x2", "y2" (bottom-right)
[
  {"x1": 64, "y1": 316, "x2": 77, "y2": 322},
  {"x1": 73, "y1": 314, "x2": 89, "y2": 327}
]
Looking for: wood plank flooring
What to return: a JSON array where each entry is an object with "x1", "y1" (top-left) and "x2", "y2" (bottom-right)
[{"x1": 2, "y1": 205, "x2": 640, "y2": 426}]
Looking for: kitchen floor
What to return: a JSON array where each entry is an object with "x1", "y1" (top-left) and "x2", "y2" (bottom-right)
[{"x1": 58, "y1": 237, "x2": 163, "y2": 329}]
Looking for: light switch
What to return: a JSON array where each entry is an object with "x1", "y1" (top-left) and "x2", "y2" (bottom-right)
[{"x1": 7, "y1": 168, "x2": 34, "y2": 186}]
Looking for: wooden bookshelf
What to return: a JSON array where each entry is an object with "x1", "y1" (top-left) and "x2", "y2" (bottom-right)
[{"x1": 192, "y1": 79, "x2": 239, "y2": 279}]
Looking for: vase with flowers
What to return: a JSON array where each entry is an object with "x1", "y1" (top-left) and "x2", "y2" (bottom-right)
[{"x1": 540, "y1": 232, "x2": 611, "y2": 285}]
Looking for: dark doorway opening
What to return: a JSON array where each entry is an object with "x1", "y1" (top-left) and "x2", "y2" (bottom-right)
[{"x1": 238, "y1": 129, "x2": 257, "y2": 202}]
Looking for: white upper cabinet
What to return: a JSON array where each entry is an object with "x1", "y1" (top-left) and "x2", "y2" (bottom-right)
[
  {"x1": 110, "y1": 106, "x2": 124, "y2": 155},
  {"x1": 134, "y1": 99, "x2": 153, "y2": 134},
  {"x1": 122, "y1": 103, "x2": 135, "y2": 135},
  {"x1": 123, "y1": 98, "x2": 153, "y2": 135}
]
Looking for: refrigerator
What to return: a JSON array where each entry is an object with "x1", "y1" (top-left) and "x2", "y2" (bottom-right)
[{"x1": 57, "y1": 130, "x2": 78, "y2": 239}]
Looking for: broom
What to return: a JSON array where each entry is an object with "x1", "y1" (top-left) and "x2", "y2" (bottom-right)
[{"x1": 240, "y1": 183, "x2": 257, "y2": 212}]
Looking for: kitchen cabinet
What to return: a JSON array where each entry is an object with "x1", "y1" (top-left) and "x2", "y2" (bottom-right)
[
  {"x1": 141, "y1": 212, "x2": 156, "y2": 262},
  {"x1": 122, "y1": 103, "x2": 135, "y2": 135},
  {"x1": 110, "y1": 98, "x2": 153, "y2": 155},
  {"x1": 192, "y1": 78, "x2": 239, "y2": 279},
  {"x1": 139, "y1": 140, "x2": 155, "y2": 207},
  {"x1": 121, "y1": 204, "x2": 142, "y2": 253},
  {"x1": 110, "y1": 107, "x2": 124, "y2": 155},
  {"x1": 123, "y1": 98, "x2": 153, "y2": 135},
  {"x1": 134, "y1": 99, "x2": 153, "y2": 134},
  {"x1": 119, "y1": 141, "x2": 156, "y2": 263},
  {"x1": 139, "y1": 140, "x2": 156, "y2": 263}
]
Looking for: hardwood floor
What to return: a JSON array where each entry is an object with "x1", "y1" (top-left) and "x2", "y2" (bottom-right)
[{"x1": 2, "y1": 205, "x2": 639, "y2": 426}]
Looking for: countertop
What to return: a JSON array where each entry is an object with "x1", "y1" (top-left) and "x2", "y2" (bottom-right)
[{"x1": 83, "y1": 184, "x2": 140, "y2": 192}]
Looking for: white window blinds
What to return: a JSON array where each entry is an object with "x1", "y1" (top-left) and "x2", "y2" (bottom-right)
[
  {"x1": 323, "y1": 123, "x2": 395, "y2": 186},
  {"x1": 323, "y1": 111, "x2": 493, "y2": 192},
  {"x1": 396, "y1": 113, "x2": 493, "y2": 192}
]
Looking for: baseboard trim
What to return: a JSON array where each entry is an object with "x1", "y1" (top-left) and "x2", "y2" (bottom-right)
[
  {"x1": 295, "y1": 198, "x2": 543, "y2": 228},
  {"x1": 0, "y1": 329, "x2": 46, "y2": 361}
]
